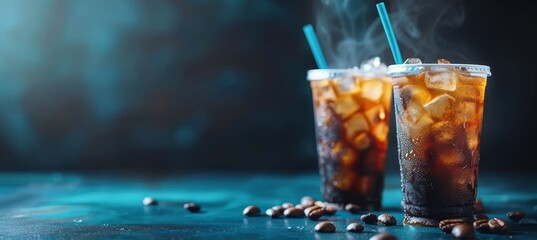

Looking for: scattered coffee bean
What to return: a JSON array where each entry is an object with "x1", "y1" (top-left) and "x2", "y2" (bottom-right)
[
  {"x1": 265, "y1": 208, "x2": 281, "y2": 218},
  {"x1": 284, "y1": 207, "x2": 305, "y2": 218},
  {"x1": 183, "y1": 203, "x2": 201, "y2": 213},
  {"x1": 488, "y1": 218, "x2": 509, "y2": 234},
  {"x1": 506, "y1": 211, "x2": 526, "y2": 222},
  {"x1": 142, "y1": 197, "x2": 158, "y2": 206},
  {"x1": 314, "y1": 221, "x2": 336, "y2": 233},
  {"x1": 439, "y1": 219, "x2": 466, "y2": 234},
  {"x1": 301, "y1": 196, "x2": 316, "y2": 207},
  {"x1": 346, "y1": 223, "x2": 364, "y2": 233},
  {"x1": 451, "y1": 224, "x2": 475, "y2": 239},
  {"x1": 271, "y1": 205, "x2": 285, "y2": 214},
  {"x1": 304, "y1": 206, "x2": 322, "y2": 216},
  {"x1": 345, "y1": 203, "x2": 362, "y2": 214},
  {"x1": 282, "y1": 202, "x2": 294, "y2": 209},
  {"x1": 323, "y1": 205, "x2": 338, "y2": 216},
  {"x1": 314, "y1": 200, "x2": 326, "y2": 207},
  {"x1": 473, "y1": 199, "x2": 484, "y2": 213},
  {"x1": 378, "y1": 214, "x2": 397, "y2": 226},
  {"x1": 361, "y1": 213, "x2": 378, "y2": 225},
  {"x1": 473, "y1": 219, "x2": 490, "y2": 233},
  {"x1": 369, "y1": 233, "x2": 397, "y2": 240},
  {"x1": 472, "y1": 214, "x2": 489, "y2": 221},
  {"x1": 307, "y1": 208, "x2": 325, "y2": 221},
  {"x1": 243, "y1": 205, "x2": 261, "y2": 216}
]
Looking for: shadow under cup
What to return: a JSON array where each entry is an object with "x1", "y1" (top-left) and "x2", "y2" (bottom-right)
[
  {"x1": 387, "y1": 64, "x2": 491, "y2": 226},
  {"x1": 307, "y1": 69, "x2": 392, "y2": 210}
]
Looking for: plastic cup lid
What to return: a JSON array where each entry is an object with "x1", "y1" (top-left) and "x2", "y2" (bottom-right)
[{"x1": 387, "y1": 64, "x2": 491, "y2": 77}]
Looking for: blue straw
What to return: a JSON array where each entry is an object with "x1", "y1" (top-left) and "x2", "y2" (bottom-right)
[
  {"x1": 376, "y1": 2, "x2": 403, "y2": 64},
  {"x1": 302, "y1": 24, "x2": 328, "y2": 69}
]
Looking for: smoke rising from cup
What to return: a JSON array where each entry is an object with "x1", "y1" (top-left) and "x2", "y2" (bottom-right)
[{"x1": 315, "y1": 0, "x2": 470, "y2": 68}]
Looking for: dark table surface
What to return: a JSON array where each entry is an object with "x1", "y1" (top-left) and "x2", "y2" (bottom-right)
[{"x1": 0, "y1": 171, "x2": 536, "y2": 239}]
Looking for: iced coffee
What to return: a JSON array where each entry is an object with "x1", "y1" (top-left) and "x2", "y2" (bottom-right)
[
  {"x1": 388, "y1": 59, "x2": 491, "y2": 226},
  {"x1": 308, "y1": 59, "x2": 392, "y2": 210}
]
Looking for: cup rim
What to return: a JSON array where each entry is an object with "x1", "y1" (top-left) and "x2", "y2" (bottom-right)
[
  {"x1": 387, "y1": 63, "x2": 491, "y2": 77},
  {"x1": 307, "y1": 68, "x2": 388, "y2": 81}
]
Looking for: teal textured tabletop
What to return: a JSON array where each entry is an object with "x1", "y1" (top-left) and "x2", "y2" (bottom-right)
[{"x1": 0, "y1": 172, "x2": 536, "y2": 239}]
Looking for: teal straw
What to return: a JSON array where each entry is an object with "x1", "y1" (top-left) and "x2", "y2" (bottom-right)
[
  {"x1": 376, "y1": 2, "x2": 403, "y2": 64},
  {"x1": 302, "y1": 24, "x2": 328, "y2": 69}
]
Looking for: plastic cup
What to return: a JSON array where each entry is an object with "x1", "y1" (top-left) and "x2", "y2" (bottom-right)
[
  {"x1": 387, "y1": 63, "x2": 491, "y2": 226},
  {"x1": 307, "y1": 67, "x2": 392, "y2": 210}
]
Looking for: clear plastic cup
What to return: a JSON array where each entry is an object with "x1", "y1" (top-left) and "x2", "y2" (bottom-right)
[
  {"x1": 387, "y1": 63, "x2": 491, "y2": 226},
  {"x1": 308, "y1": 68, "x2": 392, "y2": 210}
]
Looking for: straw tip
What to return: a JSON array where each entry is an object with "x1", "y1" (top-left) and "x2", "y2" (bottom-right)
[
  {"x1": 376, "y1": 2, "x2": 386, "y2": 8},
  {"x1": 303, "y1": 24, "x2": 313, "y2": 31}
]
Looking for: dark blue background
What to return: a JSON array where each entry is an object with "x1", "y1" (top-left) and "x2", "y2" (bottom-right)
[{"x1": 0, "y1": 0, "x2": 534, "y2": 172}]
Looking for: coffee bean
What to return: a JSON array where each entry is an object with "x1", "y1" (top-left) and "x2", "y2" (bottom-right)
[
  {"x1": 314, "y1": 221, "x2": 335, "y2": 233},
  {"x1": 488, "y1": 218, "x2": 509, "y2": 234},
  {"x1": 345, "y1": 203, "x2": 362, "y2": 214},
  {"x1": 361, "y1": 213, "x2": 378, "y2": 225},
  {"x1": 346, "y1": 223, "x2": 364, "y2": 233},
  {"x1": 323, "y1": 205, "x2": 338, "y2": 216},
  {"x1": 439, "y1": 219, "x2": 466, "y2": 234},
  {"x1": 473, "y1": 199, "x2": 484, "y2": 213},
  {"x1": 295, "y1": 204, "x2": 305, "y2": 209},
  {"x1": 369, "y1": 233, "x2": 397, "y2": 240},
  {"x1": 271, "y1": 205, "x2": 285, "y2": 214},
  {"x1": 142, "y1": 197, "x2": 158, "y2": 206},
  {"x1": 301, "y1": 196, "x2": 316, "y2": 207},
  {"x1": 243, "y1": 205, "x2": 261, "y2": 216},
  {"x1": 473, "y1": 219, "x2": 490, "y2": 233},
  {"x1": 265, "y1": 208, "x2": 281, "y2": 218},
  {"x1": 314, "y1": 201, "x2": 326, "y2": 207},
  {"x1": 307, "y1": 208, "x2": 324, "y2": 221},
  {"x1": 451, "y1": 224, "x2": 475, "y2": 239},
  {"x1": 183, "y1": 203, "x2": 201, "y2": 213},
  {"x1": 377, "y1": 214, "x2": 397, "y2": 226},
  {"x1": 506, "y1": 211, "x2": 526, "y2": 222},
  {"x1": 472, "y1": 214, "x2": 489, "y2": 221},
  {"x1": 284, "y1": 207, "x2": 305, "y2": 218},
  {"x1": 282, "y1": 202, "x2": 294, "y2": 209},
  {"x1": 304, "y1": 206, "x2": 322, "y2": 216}
]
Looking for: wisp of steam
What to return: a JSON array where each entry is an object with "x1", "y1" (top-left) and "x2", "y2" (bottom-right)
[{"x1": 315, "y1": 0, "x2": 468, "y2": 68}]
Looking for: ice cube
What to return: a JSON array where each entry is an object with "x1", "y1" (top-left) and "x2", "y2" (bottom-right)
[
  {"x1": 454, "y1": 84, "x2": 485, "y2": 102},
  {"x1": 314, "y1": 80, "x2": 337, "y2": 101},
  {"x1": 404, "y1": 58, "x2": 422, "y2": 64},
  {"x1": 436, "y1": 150, "x2": 464, "y2": 167},
  {"x1": 352, "y1": 132, "x2": 371, "y2": 150},
  {"x1": 344, "y1": 113, "x2": 370, "y2": 138},
  {"x1": 331, "y1": 142, "x2": 357, "y2": 166},
  {"x1": 423, "y1": 93, "x2": 455, "y2": 119},
  {"x1": 425, "y1": 72, "x2": 458, "y2": 91},
  {"x1": 437, "y1": 59, "x2": 451, "y2": 64},
  {"x1": 360, "y1": 80, "x2": 384, "y2": 102},
  {"x1": 371, "y1": 122, "x2": 389, "y2": 143},
  {"x1": 331, "y1": 169, "x2": 356, "y2": 191},
  {"x1": 457, "y1": 102, "x2": 478, "y2": 120},
  {"x1": 360, "y1": 57, "x2": 388, "y2": 72},
  {"x1": 399, "y1": 85, "x2": 432, "y2": 106},
  {"x1": 457, "y1": 74, "x2": 487, "y2": 86},
  {"x1": 364, "y1": 105, "x2": 386, "y2": 125},
  {"x1": 335, "y1": 76, "x2": 360, "y2": 94},
  {"x1": 466, "y1": 126, "x2": 480, "y2": 151},
  {"x1": 400, "y1": 112, "x2": 434, "y2": 140},
  {"x1": 381, "y1": 82, "x2": 393, "y2": 110},
  {"x1": 430, "y1": 121, "x2": 455, "y2": 144},
  {"x1": 334, "y1": 95, "x2": 360, "y2": 119},
  {"x1": 406, "y1": 102, "x2": 426, "y2": 123}
]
